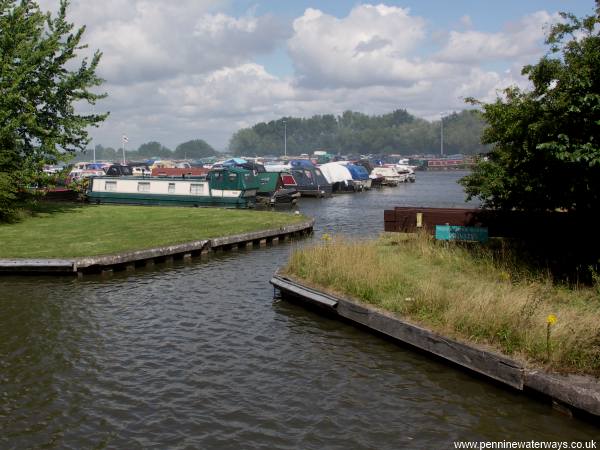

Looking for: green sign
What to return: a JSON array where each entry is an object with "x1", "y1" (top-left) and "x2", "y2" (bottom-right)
[{"x1": 435, "y1": 225, "x2": 488, "y2": 242}]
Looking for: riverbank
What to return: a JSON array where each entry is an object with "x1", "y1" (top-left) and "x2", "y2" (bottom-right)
[
  {"x1": 0, "y1": 203, "x2": 308, "y2": 258},
  {"x1": 282, "y1": 233, "x2": 600, "y2": 377},
  {"x1": 0, "y1": 203, "x2": 313, "y2": 275}
]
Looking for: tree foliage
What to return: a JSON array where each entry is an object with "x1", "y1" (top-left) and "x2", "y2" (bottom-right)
[
  {"x1": 460, "y1": 8, "x2": 600, "y2": 214},
  {"x1": 173, "y1": 139, "x2": 217, "y2": 159},
  {"x1": 228, "y1": 109, "x2": 487, "y2": 157},
  {"x1": 0, "y1": 0, "x2": 107, "y2": 220},
  {"x1": 137, "y1": 141, "x2": 172, "y2": 158}
]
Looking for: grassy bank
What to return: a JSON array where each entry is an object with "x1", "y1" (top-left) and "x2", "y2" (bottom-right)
[
  {"x1": 0, "y1": 203, "x2": 306, "y2": 258},
  {"x1": 284, "y1": 233, "x2": 600, "y2": 375}
]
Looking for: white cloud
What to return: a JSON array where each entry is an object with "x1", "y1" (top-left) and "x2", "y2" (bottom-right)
[
  {"x1": 288, "y1": 5, "x2": 452, "y2": 88},
  {"x1": 39, "y1": 0, "x2": 287, "y2": 84},
  {"x1": 437, "y1": 11, "x2": 560, "y2": 63}
]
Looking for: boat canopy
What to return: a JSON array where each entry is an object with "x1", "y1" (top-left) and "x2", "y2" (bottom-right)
[
  {"x1": 222, "y1": 158, "x2": 248, "y2": 166},
  {"x1": 222, "y1": 158, "x2": 266, "y2": 173},
  {"x1": 264, "y1": 163, "x2": 291, "y2": 172},
  {"x1": 346, "y1": 164, "x2": 370, "y2": 180},
  {"x1": 256, "y1": 172, "x2": 283, "y2": 193},
  {"x1": 319, "y1": 162, "x2": 353, "y2": 184},
  {"x1": 207, "y1": 167, "x2": 259, "y2": 191},
  {"x1": 290, "y1": 159, "x2": 315, "y2": 168},
  {"x1": 372, "y1": 167, "x2": 399, "y2": 177}
]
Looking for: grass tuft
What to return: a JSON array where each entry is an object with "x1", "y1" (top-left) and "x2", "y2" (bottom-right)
[{"x1": 283, "y1": 232, "x2": 600, "y2": 375}]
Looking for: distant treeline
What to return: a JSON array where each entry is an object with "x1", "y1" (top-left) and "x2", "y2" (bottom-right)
[
  {"x1": 74, "y1": 139, "x2": 218, "y2": 162},
  {"x1": 229, "y1": 109, "x2": 488, "y2": 156}
]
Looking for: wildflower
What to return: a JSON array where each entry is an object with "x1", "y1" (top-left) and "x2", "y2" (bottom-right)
[
  {"x1": 546, "y1": 314, "x2": 557, "y2": 325},
  {"x1": 321, "y1": 233, "x2": 332, "y2": 242}
]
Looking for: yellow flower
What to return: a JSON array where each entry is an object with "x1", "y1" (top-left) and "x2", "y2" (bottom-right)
[
  {"x1": 547, "y1": 314, "x2": 557, "y2": 325},
  {"x1": 321, "y1": 233, "x2": 332, "y2": 241}
]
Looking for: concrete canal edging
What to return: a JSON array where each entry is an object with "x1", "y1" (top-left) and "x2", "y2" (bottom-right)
[
  {"x1": 270, "y1": 273, "x2": 600, "y2": 419},
  {"x1": 0, "y1": 218, "x2": 314, "y2": 276}
]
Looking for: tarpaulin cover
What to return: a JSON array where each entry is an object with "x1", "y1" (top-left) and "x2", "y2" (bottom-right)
[
  {"x1": 318, "y1": 162, "x2": 353, "y2": 184},
  {"x1": 346, "y1": 164, "x2": 369, "y2": 180},
  {"x1": 264, "y1": 163, "x2": 291, "y2": 172},
  {"x1": 222, "y1": 158, "x2": 247, "y2": 166},
  {"x1": 290, "y1": 159, "x2": 315, "y2": 168}
]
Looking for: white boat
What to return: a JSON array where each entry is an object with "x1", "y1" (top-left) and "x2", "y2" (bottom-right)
[
  {"x1": 372, "y1": 167, "x2": 403, "y2": 185},
  {"x1": 394, "y1": 164, "x2": 416, "y2": 182}
]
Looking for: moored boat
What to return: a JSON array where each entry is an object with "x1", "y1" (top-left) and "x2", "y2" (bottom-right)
[
  {"x1": 346, "y1": 163, "x2": 372, "y2": 191},
  {"x1": 255, "y1": 172, "x2": 300, "y2": 205},
  {"x1": 279, "y1": 160, "x2": 332, "y2": 197},
  {"x1": 372, "y1": 166, "x2": 403, "y2": 186},
  {"x1": 87, "y1": 167, "x2": 259, "y2": 208}
]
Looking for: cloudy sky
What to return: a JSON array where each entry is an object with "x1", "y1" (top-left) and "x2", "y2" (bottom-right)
[{"x1": 38, "y1": 0, "x2": 592, "y2": 151}]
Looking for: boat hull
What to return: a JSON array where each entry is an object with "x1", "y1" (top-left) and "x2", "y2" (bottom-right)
[{"x1": 87, "y1": 191, "x2": 255, "y2": 208}]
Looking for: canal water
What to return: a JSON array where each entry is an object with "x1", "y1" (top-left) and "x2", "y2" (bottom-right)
[{"x1": 1, "y1": 172, "x2": 597, "y2": 449}]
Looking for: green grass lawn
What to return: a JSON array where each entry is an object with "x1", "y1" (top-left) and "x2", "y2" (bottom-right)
[
  {"x1": 284, "y1": 233, "x2": 600, "y2": 375},
  {"x1": 0, "y1": 203, "x2": 307, "y2": 258}
]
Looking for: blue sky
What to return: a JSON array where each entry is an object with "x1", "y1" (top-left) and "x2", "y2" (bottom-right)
[{"x1": 39, "y1": 0, "x2": 595, "y2": 150}]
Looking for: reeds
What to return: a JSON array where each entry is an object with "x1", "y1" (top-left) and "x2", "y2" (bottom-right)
[{"x1": 284, "y1": 232, "x2": 600, "y2": 375}]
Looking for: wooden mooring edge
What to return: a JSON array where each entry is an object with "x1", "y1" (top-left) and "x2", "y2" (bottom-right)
[{"x1": 270, "y1": 274, "x2": 600, "y2": 419}]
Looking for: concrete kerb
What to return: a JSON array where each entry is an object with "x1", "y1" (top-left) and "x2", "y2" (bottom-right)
[
  {"x1": 270, "y1": 273, "x2": 600, "y2": 419},
  {"x1": 0, "y1": 218, "x2": 315, "y2": 276}
]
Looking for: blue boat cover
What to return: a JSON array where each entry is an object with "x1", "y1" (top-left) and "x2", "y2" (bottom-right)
[
  {"x1": 222, "y1": 158, "x2": 248, "y2": 166},
  {"x1": 346, "y1": 164, "x2": 369, "y2": 180},
  {"x1": 290, "y1": 159, "x2": 315, "y2": 168}
]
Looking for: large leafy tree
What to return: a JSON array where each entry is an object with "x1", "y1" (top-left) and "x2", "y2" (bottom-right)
[
  {"x1": 174, "y1": 139, "x2": 217, "y2": 159},
  {"x1": 460, "y1": 8, "x2": 600, "y2": 214},
  {"x1": 0, "y1": 0, "x2": 107, "y2": 219},
  {"x1": 137, "y1": 141, "x2": 172, "y2": 158}
]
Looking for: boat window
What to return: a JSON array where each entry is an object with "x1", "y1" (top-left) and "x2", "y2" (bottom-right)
[
  {"x1": 137, "y1": 182, "x2": 150, "y2": 193},
  {"x1": 105, "y1": 181, "x2": 117, "y2": 191},
  {"x1": 228, "y1": 173, "x2": 237, "y2": 182},
  {"x1": 190, "y1": 183, "x2": 204, "y2": 194},
  {"x1": 260, "y1": 177, "x2": 270, "y2": 185},
  {"x1": 168, "y1": 183, "x2": 176, "y2": 194},
  {"x1": 304, "y1": 170, "x2": 313, "y2": 179},
  {"x1": 315, "y1": 169, "x2": 322, "y2": 176}
]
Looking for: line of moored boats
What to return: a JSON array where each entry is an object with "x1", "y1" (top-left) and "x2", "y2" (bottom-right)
[{"x1": 79, "y1": 157, "x2": 417, "y2": 208}]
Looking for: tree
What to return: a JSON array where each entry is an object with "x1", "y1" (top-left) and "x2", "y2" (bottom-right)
[
  {"x1": 460, "y1": 8, "x2": 600, "y2": 214},
  {"x1": 137, "y1": 141, "x2": 172, "y2": 158},
  {"x1": 173, "y1": 139, "x2": 217, "y2": 159},
  {"x1": 228, "y1": 110, "x2": 487, "y2": 156},
  {"x1": 0, "y1": 0, "x2": 107, "y2": 219}
]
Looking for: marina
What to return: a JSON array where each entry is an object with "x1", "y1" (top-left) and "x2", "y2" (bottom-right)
[{"x1": 1, "y1": 172, "x2": 598, "y2": 448}]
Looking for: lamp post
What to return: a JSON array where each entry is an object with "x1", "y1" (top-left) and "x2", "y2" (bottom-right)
[
  {"x1": 283, "y1": 120, "x2": 287, "y2": 158},
  {"x1": 121, "y1": 134, "x2": 128, "y2": 164}
]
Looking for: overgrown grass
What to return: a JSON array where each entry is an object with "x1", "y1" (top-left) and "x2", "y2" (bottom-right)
[
  {"x1": 283, "y1": 233, "x2": 600, "y2": 375},
  {"x1": 0, "y1": 203, "x2": 306, "y2": 258}
]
